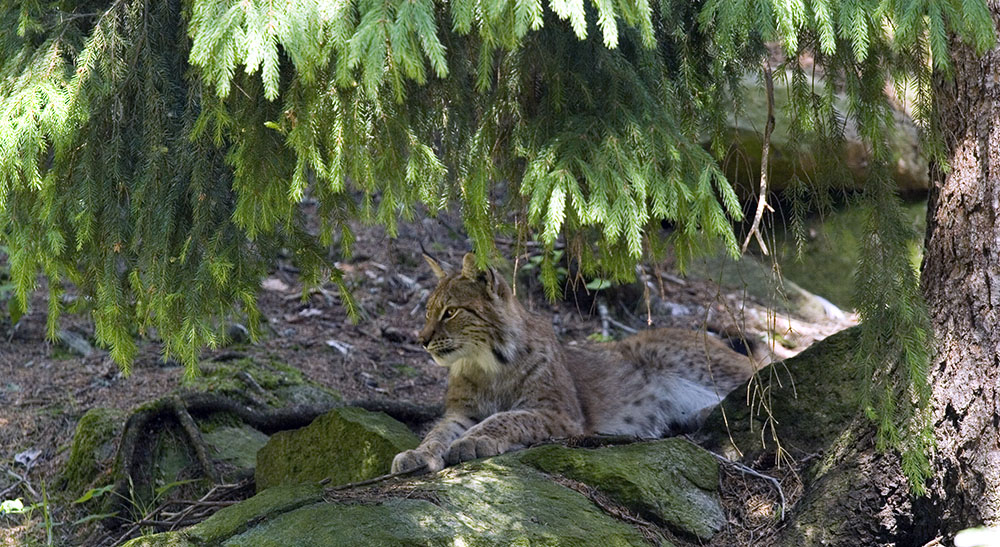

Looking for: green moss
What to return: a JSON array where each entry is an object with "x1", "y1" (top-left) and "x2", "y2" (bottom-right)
[
  {"x1": 516, "y1": 439, "x2": 723, "y2": 540},
  {"x1": 703, "y1": 326, "x2": 863, "y2": 462},
  {"x1": 188, "y1": 484, "x2": 324, "y2": 544},
  {"x1": 121, "y1": 533, "x2": 196, "y2": 547},
  {"x1": 59, "y1": 408, "x2": 125, "y2": 496},
  {"x1": 220, "y1": 499, "x2": 466, "y2": 546},
  {"x1": 254, "y1": 407, "x2": 419, "y2": 490},
  {"x1": 426, "y1": 459, "x2": 659, "y2": 546},
  {"x1": 225, "y1": 461, "x2": 655, "y2": 546},
  {"x1": 122, "y1": 484, "x2": 324, "y2": 547},
  {"x1": 181, "y1": 359, "x2": 341, "y2": 408}
]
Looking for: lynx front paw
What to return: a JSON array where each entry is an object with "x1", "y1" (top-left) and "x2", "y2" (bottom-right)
[
  {"x1": 391, "y1": 449, "x2": 443, "y2": 474},
  {"x1": 445, "y1": 435, "x2": 507, "y2": 464}
]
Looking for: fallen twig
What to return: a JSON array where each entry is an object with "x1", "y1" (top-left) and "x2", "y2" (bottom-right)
[
  {"x1": 322, "y1": 465, "x2": 429, "y2": 491},
  {"x1": 4, "y1": 467, "x2": 38, "y2": 499}
]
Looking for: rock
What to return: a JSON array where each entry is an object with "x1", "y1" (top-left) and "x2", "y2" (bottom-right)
[
  {"x1": 516, "y1": 439, "x2": 725, "y2": 540},
  {"x1": 701, "y1": 326, "x2": 863, "y2": 462},
  {"x1": 723, "y1": 73, "x2": 927, "y2": 197},
  {"x1": 202, "y1": 426, "x2": 270, "y2": 471},
  {"x1": 254, "y1": 406, "x2": 419, "y2": 491},
  {"x1": 59, "y1": 408, "x2": 125, "y2": 496},
  {"x1": 769, "y1": 200, "x2": 927, "y2": 310},
  {"x1": 125, "y1": 459, "x2": 660, "y2": 546},
  {"x1": 56, "y1": 328, "x2": 95, "y2": 358},
  {"x1": 61, "y1": 358, "x2": 342, "y2": 526},
  {"x1": 123, "y1": 483, "x2": 324, "y2": 547},
  {"x1": 690, "y1": 251, "x2": 850, "y2": 324},
  {"x1": 225, "y1": 323, "x2": 250, "y2": 344}
]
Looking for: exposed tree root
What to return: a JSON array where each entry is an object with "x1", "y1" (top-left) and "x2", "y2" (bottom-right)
[{"x1": 106, "y1": 390, "x2": 442, "y2": 530}]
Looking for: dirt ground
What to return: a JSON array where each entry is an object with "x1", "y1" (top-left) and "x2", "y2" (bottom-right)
[{"x1": 0, "y1": 210, "x2": 853, "y2": 546}]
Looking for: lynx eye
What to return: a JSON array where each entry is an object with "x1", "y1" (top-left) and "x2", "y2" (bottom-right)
[{"x1": 443, "y1": 308, "x2": 460, "y2": 320}]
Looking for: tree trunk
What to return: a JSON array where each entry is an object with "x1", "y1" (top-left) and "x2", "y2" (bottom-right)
[
  {"x1": 919, "y1": 3, "x2": 1000, "y2": 533},
  {"x1": 770, "y1": 9, "x2": 1000, "y2": 546}
]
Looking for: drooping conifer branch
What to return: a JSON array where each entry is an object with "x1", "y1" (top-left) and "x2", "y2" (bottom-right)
[{"x1": 0, "y1": 0, "x2": 995, "y2": 490}]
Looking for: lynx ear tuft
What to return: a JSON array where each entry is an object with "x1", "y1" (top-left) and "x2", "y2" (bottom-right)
[
  {"x1": 461, "y1": 252, "x2": 479, "y2": 279},
  {"x1": 424, "y1": 254, "x2": 447, "y2": 280}
]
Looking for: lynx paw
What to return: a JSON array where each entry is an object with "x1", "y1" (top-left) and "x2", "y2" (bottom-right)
[
  {"x1": 391, "y1": 449, "x2": 443, "y2": 474},
  {"x1": 445, "y1": 435, "x2": 506, "y2": 464}
]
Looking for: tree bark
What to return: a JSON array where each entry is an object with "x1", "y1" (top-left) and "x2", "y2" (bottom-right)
[
  {"x1": 769, "y1": 10, "x2": 1000, "y2": 546},
  {"x1": 920, "y1": 3, "x2": 1000, "y2": 532}
]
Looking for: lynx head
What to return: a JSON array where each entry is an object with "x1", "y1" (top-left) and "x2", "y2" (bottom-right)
[{"x1": 418, "y1": 252, "x2": 521, "y2": 370}]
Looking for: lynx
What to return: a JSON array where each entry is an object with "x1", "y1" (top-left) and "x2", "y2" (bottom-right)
[{"x1": 391, "y1": 252, "x2": 758, "y2": 474}]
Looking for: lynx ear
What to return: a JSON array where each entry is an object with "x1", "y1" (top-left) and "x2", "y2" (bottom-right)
[
  {"x1": 461, "y1": 252, "x2": 479, "y2": 279},
  {"x1": 424, "y1": 254, "x2": 447, "y2": 280},
  {"x1": 462, "y1": 252, "x2": 511, "y2": 298}
]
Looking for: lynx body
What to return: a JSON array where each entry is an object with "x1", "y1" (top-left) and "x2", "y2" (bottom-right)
[{"x1": 391, "y1": 253, "x2": 757, "y2": 474}]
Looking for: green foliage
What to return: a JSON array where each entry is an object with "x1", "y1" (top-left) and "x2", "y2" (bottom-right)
[{"x1": 0, "y1": 0, "x2": 995, "y2": 492}]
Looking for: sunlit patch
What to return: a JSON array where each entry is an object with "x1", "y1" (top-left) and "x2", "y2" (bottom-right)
[{"x1": 744, "y1": 493, "x2": 777, "y2": 523}]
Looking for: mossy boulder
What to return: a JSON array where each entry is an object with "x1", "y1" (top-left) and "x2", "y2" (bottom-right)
[
  {"x1": 126, "y1": 458, "x2": 660, "y2": 546},
  {"x1": 64, "y1": 358, "x2": 342, "y2": 528},
  {"x1": 59, "y1": 407, "x2": 126, "y2": 496},
  {"x1": 516, "y1": 439, "x2": 724, "y2": 540},
  {"x1": 122, "y1": 483, "x2": 324, "y2": 547},
  {"x1": 202, "y1": 426, "x2": 270, "y2": 471},
  {"x1": 723, "y1": 73, "x2": 927, "y2": 197},
  {"x1": 701, "y1": 326, "x2": 863, "y2": 462},
  {"x1": 254, "y1": 406, "x2": 419, "y2": 491}
]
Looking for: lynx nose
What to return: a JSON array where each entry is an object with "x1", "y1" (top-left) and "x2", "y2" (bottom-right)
[{"x1": 418, "y1": 324, "x2": 435, "y2": 347}]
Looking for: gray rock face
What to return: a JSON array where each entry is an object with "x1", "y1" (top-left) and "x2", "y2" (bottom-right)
[
  {"x1": 701, "y1": 326, "x2": 863, "y2": 462},
  {"x1": 724, "y1": 73, "x2": 927, "y2": 197}
]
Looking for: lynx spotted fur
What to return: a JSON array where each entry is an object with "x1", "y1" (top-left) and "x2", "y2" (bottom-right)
[{"x1": 391, "y1": 253, "x2": 757, "y2": 474}]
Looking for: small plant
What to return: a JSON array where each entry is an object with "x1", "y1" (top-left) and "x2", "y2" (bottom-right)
[
  {"x1": 1, "y1": 498, "x2": 26, "y2": 515},
  {"x1": 1, "y1": 480, "x2": 55, "y2": 546}
]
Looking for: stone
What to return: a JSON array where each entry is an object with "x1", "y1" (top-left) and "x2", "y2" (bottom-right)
[
  {"x1": 59, "y1": 408, "x2": 125, "y2": 496},
  {"x1": 131, "y1": 459, "x2": 658, "y2": 546},
  {"x1": 701, "y1": 326, "x2": 863, "y2": 462},
  {"x1": 516, "y1": 439, "x2": 725, "y2": 540},
  {"x1": 202, "y1": 425, "x2": 270, "y2": 471},
  {"x1": 254, "y1": 406, "x2": 419, "y2": 491}
]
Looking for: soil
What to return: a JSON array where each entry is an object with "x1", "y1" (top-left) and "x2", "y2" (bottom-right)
[{"x1": 0, "y1": 209, "x2": 853, "y2": 546}]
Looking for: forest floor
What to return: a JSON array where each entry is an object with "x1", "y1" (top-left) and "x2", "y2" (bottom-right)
[{"x1": 0, "y1": 208, "x2": 855, "y2": 546}]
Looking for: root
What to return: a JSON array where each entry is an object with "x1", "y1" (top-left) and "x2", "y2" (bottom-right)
[{"x1": 106, "y1": 391, "x2": 441, "y2": 530}]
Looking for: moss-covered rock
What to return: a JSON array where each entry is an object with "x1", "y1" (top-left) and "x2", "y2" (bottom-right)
[
  {"x1": 59, "y1": 407, "x2": 126, "y2": 496},
  {"x1": 421, "y1": 458, "x2": 661, "y2": 546},
  {"x1": 516, "y1": 439, "x2": 723, "y2": 540},
  {"x1": 702, "y1": 326, "x2": 863, "y2": 462},
  {"x1": 254, "y1": 406, "x2": 419, "y2": 491},
  {"x1": 182, "y1": 359, "x2": 341, "y2": 408},
  {"x1": 125, "y1": 459, "x2": 658, "y2": 546},
  {"x1": 122, "y1": 483, "x2": 323, "y2": 547},
  {"x1": 722, "y1": 73, "x2": 927, "y2": 197},
  {"x1": 202, "y1": 425, "x2": 270, "y2": 471},
  {"x1": 67, "y1": 358, "x2": 342, "y2": 530}
]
